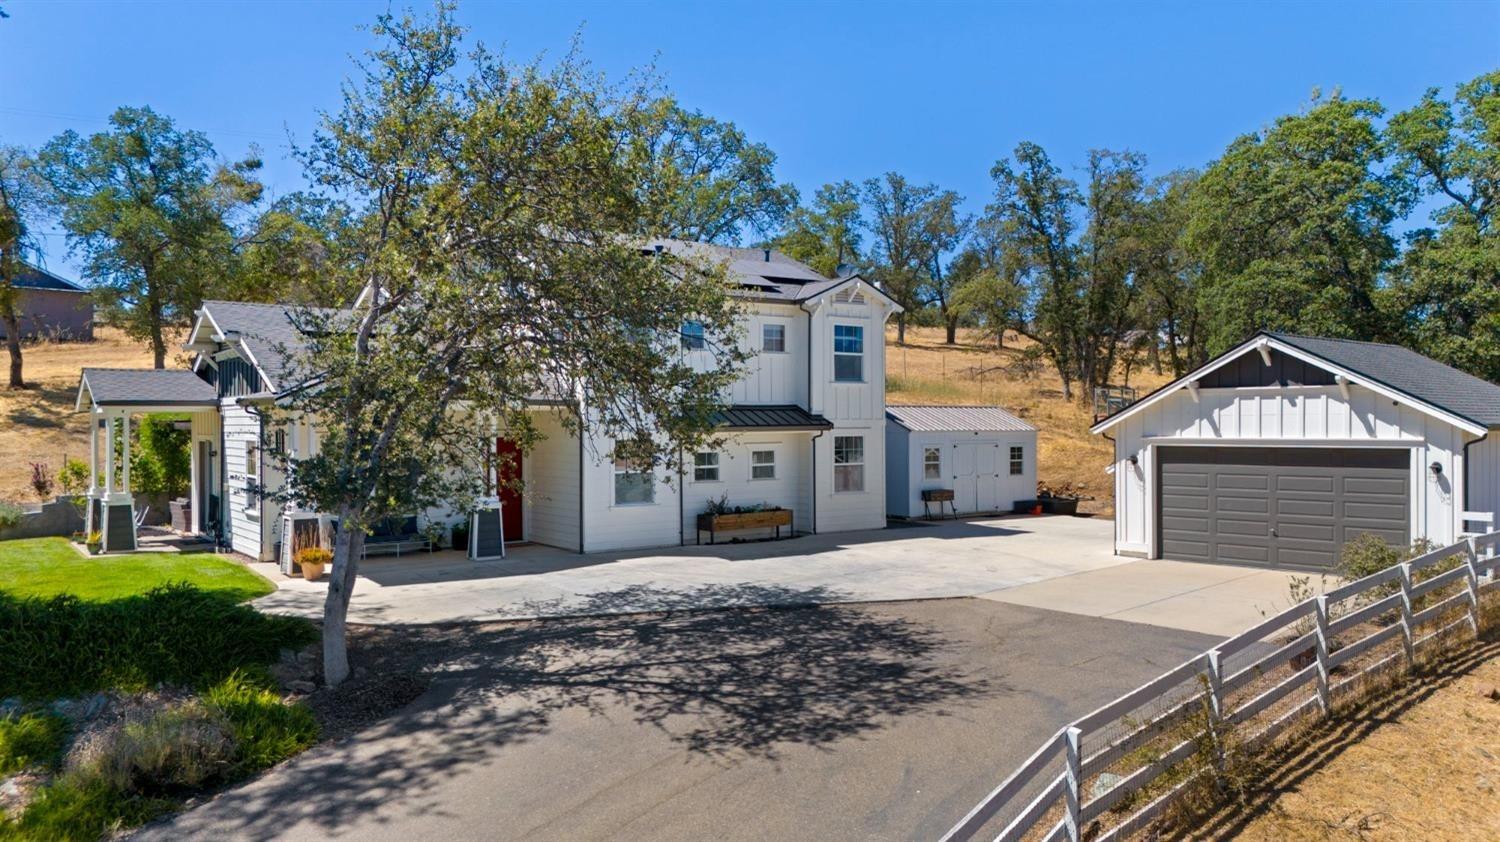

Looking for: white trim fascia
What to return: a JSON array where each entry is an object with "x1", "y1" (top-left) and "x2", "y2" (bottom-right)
[
  {"x1": 1091, "y1": 334, "x2": 1488, "y2": 437},
  {"x1": 798, "y1": 276, "x2": 903, "y2": 315},
  {"x1": 75, "y1": 374, "x2": 92, "y2": 412}
]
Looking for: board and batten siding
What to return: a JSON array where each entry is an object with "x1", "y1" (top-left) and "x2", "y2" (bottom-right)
[
  {"x1": 220, "y1": 399, "x2": 266, "y2": 560},
  {"x1": 1112, "y1": 383, "x2": 1479, "y2": 558},
  {"x1": 887, "y1": 428, "x2": 1037, "y2": 519},
  {"x1": 1468, "y1": 435, "x2": 1500, "y2": 531},
  {"x1": 525, "y1": 410, "x2": 582, "y2": 551}
]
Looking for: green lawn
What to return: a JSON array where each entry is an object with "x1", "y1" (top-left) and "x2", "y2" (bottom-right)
[{"x1": 0, "y1": 537, "x2": 274, "y2": 603}]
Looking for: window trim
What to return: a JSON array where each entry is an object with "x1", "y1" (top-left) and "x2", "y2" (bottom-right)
[
  {"x1": 681, "y1": 321, "x2": 706, "y2": 351},
  {"x1": 762, "y1": 323, "x2": 787, "y2": 353},
  {"x1": 693, "y1": 451, "x2": 720, "y2": 483},
  {"x1": 1009, "y1": 445, "x2": 1025, "y2": 476},
  {"x1": 923, "y1": 446, "x2": 942, "y2": 481},
  {"x1": 833, "y1": 435, "x2": 865, "y2": 493},
  {"x1": 832, "y1": 323, "x2": 865, "y2": 383},
  {"x1": 245, "y1": 442, "x2": 259, "y2": 479},
  {"x1": 612, "y1": 458, "x2": 656, "y2": 506}
]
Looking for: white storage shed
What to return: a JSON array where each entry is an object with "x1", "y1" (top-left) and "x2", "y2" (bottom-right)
[{"x1": 885, "y1": 405, "x2": 1038, "y2": 519}]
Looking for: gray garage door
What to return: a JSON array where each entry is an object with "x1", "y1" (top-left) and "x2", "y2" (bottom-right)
[{"x1": 1158, "y1": 447, "x2": 1409, "y2": 569}]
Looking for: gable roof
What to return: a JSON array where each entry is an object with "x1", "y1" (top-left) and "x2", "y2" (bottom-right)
[
  {"x1": 77, "y1": 368, "x2": 217, "y2": 410},
  {"x1": 1091, "y1": 330, "x2": 1500, "y2": 435},
  {"x1": 193, "y1": 300, "x2": 348, "y2": 391},
  {"x1": 886, "y1": 404, "x2": 1037, "y2": 433},
  {"x1": 10, "y1": 263, "x2": 86, "y2": 293}
]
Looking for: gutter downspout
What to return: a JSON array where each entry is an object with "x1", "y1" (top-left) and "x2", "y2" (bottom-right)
[
  {"x1": 1100, "y1": 431, "x2": 1119, "y2": 557},
  {"x1": 806, "y1": 306, "x2": 817, "y2": 534},
  {"x1": 678, "y1": 446, "x2": 685, "y2": 546}
]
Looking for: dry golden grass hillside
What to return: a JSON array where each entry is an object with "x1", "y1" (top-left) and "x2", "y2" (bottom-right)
[
  {"x1": 0, "y1": 328, "x2": 187, "y2": 504},
  {"x1": 887, "y1": 326, "x2": 1172, "y2": 515},
  {"x1": 2, "y1": 324, "x2": 1163, "y2": 515}
]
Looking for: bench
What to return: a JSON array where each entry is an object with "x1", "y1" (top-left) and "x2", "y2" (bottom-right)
[{"x1": 360, "y1": 515, "x2": 431, "y2": 558}]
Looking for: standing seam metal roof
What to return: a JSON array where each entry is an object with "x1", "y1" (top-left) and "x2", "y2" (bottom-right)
[{"x1": 885, "y1": 405, "x2": 1037, "y2": 433}]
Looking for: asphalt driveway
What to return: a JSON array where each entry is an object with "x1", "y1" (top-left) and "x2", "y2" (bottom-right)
[
  {"x1": 136, "y1": 597, "x2": 1220, "y2": 842},
  {"x1": 253, "y1": 515, "x2": 1128, "y2": 624}
]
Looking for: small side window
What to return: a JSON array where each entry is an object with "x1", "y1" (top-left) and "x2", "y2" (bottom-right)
[
  {"x1": 751, "y1": 449, "x2": 776, "y2": 480},
  {"x1": 681, "y1": 321, "x2": 706, "y2": 350},
  {"x1": 762, "y1": 324, "x2": 786, "y2": 353},
  {"x1": 245, "y1": 443, "x2": 259, "y2": 478},
  {"x1": 693, "y1": 452, "x2": 720, "y2": 482},
  {"x1": 1009, "y1": 445, "x2": 1024, "y2": 476},
  {"x1": 923, "y1": 447, "x2": 942, "y2": 481}
]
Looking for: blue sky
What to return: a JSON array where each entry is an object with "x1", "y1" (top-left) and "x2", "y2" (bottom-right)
[{"x1": 3, "y1": 0, "x2": 1496, "y2": 279}]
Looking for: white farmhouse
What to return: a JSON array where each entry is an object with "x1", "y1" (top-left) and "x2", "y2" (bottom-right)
[
  {"x1": 1092, "y1": 331, "x2": 1500, "y2": 569},
  {"x1": 76, "y1": 241, "x2": 902, "y2": 560}
]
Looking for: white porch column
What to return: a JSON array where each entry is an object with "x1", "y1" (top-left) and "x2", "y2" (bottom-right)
[
  {"x1": 121, "y1": 414, "x2": 132, "y2": 495},
  {"x1": 88, "y1": 413, "x2": 98, "y2": 492},
  {"x1": 103, "y1": 416, "x2": 115, "y2": 495}
]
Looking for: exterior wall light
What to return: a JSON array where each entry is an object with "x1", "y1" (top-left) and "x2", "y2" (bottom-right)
[{"x1": 1430, "y1": 461, "x2": 1443, "y2": 476}]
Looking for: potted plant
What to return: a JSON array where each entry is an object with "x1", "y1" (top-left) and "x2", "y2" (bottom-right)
[
  {"x1": 1036, "y1": 482, "x2": 1084, "y2": 516},
  {"x1": 423, "y1": 521, "x2": 446, "y2": 552},
  {"x1": 696, "y1": 495, "x2": 793, "y2": 544},
  {"x1": 295, "y1": 547, "x2": 332, "y2": 581},
  {"x1": 85, "y1": 530, "x2": 103, "y2": 555}
]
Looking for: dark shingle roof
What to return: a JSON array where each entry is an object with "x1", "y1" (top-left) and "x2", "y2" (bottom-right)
[
  {"x1": 710, "y1": 404, "x2": 833, "y2": 431},
  {"x1": 1266, "y1": 332, "x2": 1500, "y2": 429},
  {"x1": 79, "y1": 368, "x2": 217, "y2": 407},
  {"x1": 11, "y1": 263, "x2": 85, "y2": 293},
  {"x1": 886, "y1": 404, "x2": 1037, "y2": 433},
  {"x1": 201, "y1": 300, "x2": 347, "y2": 389},
  {"x1": 645, "y1": 239, "x2": 886, "y2": 305}
]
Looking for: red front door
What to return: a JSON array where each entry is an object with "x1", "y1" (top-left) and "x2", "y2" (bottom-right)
[{"x1": 496, "y1": 438, "x2": 523, "y2": 542}]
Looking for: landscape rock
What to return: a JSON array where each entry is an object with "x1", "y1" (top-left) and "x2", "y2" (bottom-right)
[
  {"x1": 287, "y1": 680, "x2": 317, "y2": 694},
  {"x1": 1476, "y1": 683, "x2": 1500, "y2": 701}
]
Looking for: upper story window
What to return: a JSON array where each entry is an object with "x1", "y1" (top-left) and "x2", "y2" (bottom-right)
[
  {"x1": 613, "y1": 458, "x2": 655, "y2": 505},
  {"x1": 762, "y1": 323, "x2": 786, "y2": 353},
  {"x1": 693, "y1": 452, "x2": 720, "y2": 482},
  {"x1": 833, "y1": 324, "x2": 864, "y2": 382},
  {"x1": 923, "y1": 447, "x2": 942, "y2": 480},
  {"x1": 1010, "y1": 445, "x2": 1025, "y2": 476},
  {"x1": 681, "y1": 321, "x2": 706, "y2": 351},
  {"x1": 245, "y1": 442, "x2": 259, "y2": 479},
  {"x1": 751, "y1": 449, "x2": 776, "y2": 480},
  {"x1": 834, "y1": 435, "x2": 864, "y2": 492}
]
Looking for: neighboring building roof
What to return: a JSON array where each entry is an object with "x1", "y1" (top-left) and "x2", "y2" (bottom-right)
[
  {"x1": 77, "y1": 367, "x2": 217, "y2": 408},
  {"x1": 198, "y1": 300, "x2": 348, "y2": 389},
  {"x1": 886, "y1": 404, "x2": 1037, "y2": 433},
  {"x1": 10, "y1": 263, "x2": 86, "y2": 293},
  {"x1": 1091, "y1": 330, "x2": 1500, "y2": 435},
  {"x1": 711, "y1": 404, "x2": 834, "y2": 432},
  {"x1": 1266, "y1": 332, "x2": 1500, "y2": 429}
]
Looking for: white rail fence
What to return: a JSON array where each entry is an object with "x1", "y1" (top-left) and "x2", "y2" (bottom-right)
[{"x1": 941, "y1": 530, "x2": 1500, "y2": 842}]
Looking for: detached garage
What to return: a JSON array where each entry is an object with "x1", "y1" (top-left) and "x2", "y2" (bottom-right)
[
  {"x1": 885, "y1": 405, "x2": 1038, "y2": 519},
  {"x1": 1093, "y1": 331, "x2": 1500, "y2": 569}
]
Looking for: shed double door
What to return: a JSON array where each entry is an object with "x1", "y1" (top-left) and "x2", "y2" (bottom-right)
[
  {"x1": 1157, "y1": 446, "x2": 1409, "y2": 570},
  {"x1": 953, "y1": 441, "x2": 1002, "y2": 514}
]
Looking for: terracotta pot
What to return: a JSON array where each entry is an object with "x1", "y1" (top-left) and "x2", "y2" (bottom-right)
[
  {"x1": 1030, "y1": 505, "x2": 1043, "y2": 516},
  {"x1": 300, "y1": 561, "x2": 325, "y2": 581}
]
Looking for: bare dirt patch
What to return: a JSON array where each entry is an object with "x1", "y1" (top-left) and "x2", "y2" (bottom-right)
[
  {"x1": 886, "y1": 327, "x2": 1171, "y2": 516},
  {"x1": 0, "y1": 327, "x2": 188, "y2": 504}
]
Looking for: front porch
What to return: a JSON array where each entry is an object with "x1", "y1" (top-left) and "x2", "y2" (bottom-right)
[{"x1": 75, "y1": 368, "x2": 221, "y2": 554}]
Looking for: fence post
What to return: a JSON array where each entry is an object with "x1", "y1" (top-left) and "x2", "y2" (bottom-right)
[
  {"x1": 1465, "y1": 538, "x2": 1482, "y2": 637},
  {"x1": 1313, "y1": 595, "x2": 1332, "y2": 715},
  {"x1": 1398, "y1": 562, "x2": 1416, "y2": 668},
  {"x1": 1064, "y1": 726, "x2": 1083, "y2": 842},
  {"x1": 1205, "y1": 649, "x2": 1226, "y2": 785}
]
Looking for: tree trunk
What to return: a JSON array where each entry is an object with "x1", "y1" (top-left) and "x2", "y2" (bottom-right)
[
  {"x1": 4, "y1": 312, "x2": 22, "y2": 389},
  {"x1": 944, "y1": 315, "x2": 958, "y2": 345},
  {"x1": 995, "y1": 328, "x2": 1005, "y2": 350},
  {"x1": 896, "y1": 313, "x2": 906, "y2": 345},
  {"x1": 322, "y1": 519, "x2": 364, "y2": 687}
]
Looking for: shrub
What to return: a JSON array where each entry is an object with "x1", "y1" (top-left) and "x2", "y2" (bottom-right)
[
  {"x1": 28, "y1": 463, "x2": 54, "y2": 501},
  {"x1": 1338, "y1": 533, "x2": 1437, "y2": 581},
  {"x1": 71, "y1": 704, "x2": 235, "y2": 797},
  {"x1": 0, "y1": 712, "x2": 68, "y2": 775},
  {"x1": 0, "y1": 585, "x2": 318, "y2": 701},
  {"x1": 202, "y1": 671, "x2": 319, "y2": 773},
  {"x1": 0, "y1": 502, "x2": 23, "y2": 531}
]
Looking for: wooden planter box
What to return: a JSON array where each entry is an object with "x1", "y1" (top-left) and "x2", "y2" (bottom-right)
[{"x1": 696, "y1": 509, "x2": 793, "y2": 545}]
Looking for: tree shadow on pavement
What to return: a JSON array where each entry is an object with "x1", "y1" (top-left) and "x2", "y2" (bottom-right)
[{"x1": 145, "y1": 583, "x2": 996, "y2": 839}]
